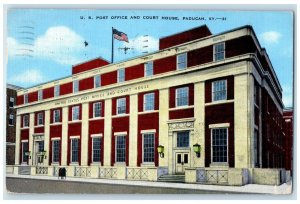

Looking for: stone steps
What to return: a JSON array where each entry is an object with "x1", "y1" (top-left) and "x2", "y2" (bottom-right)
[{"x1": 158, "y1": 174, "x2": 185, "y2": 183}]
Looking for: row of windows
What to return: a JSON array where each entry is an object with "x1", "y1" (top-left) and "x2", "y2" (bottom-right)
[
  {"x1": 21, "y1": 79, "x2": 228, "y2": 127},
  {"x1": 22, "y1": 43, "x2": 225, "y2": 104},
  {"x1": 21, "y1": 127, "x2": 229, "y2": 164}
]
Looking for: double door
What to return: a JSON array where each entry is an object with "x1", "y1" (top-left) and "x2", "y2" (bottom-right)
[{"x1": 175, "y1": 152, "x2": 189, "y2": 174}]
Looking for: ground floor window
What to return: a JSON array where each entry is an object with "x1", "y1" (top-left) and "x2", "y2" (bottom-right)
[
  {"x1": 177, "y1": 131, "x2": 189, "y2": 147},
  {"x1": 116, "y1": 135, "x2": 126, "y2": 163},
  {"x1": 22, "y1": 142, "x2": 29, "y2": 163},
  {"x1": 52, "y1": 140, "x2": 60, "y2": 163},
  {"x1": 143, "y1": 133, "x2": 155, "y2": 163},
  {"x1": 71, "y1": 138, "x2": 79, "y2": 163},
  {"x1": 211, "y1": 128, "x2": 228, "y2": 163},
  {"x1": 92, "y1": 137, "x2": 101, "y2": 163}
]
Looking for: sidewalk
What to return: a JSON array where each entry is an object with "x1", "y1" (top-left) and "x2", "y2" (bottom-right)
[{"x1": 6, "y1": 174, "x2": 292, "y2": 195}]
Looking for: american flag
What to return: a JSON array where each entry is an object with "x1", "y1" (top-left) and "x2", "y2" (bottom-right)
[{"x1": 113, "y1": 28, "x2": 129, "y2": 43}]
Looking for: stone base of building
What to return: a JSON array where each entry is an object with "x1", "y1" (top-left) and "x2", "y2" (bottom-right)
[{"x1": 8, "y1": 165, "x2": 290, "y2": 186}]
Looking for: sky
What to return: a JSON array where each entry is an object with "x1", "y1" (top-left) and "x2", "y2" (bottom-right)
[{"x1": 5, "y1": 9, "x2": 294, "y2": 107}]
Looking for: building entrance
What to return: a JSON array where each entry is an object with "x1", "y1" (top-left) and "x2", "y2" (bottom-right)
[{"x1": 175, "y1": 152, "x2": 189, "y2": 174}]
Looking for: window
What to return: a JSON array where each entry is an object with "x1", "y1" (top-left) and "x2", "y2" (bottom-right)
[
  {"x1": 212, "y1": 80, "x2": 227, "y2": 101},
  {"x1": 24, "y1": 94, "x2": 28, "y2": 104},
  {"x1": 37, "y1": 112, "x2": 43, "y2": 125},
  {"x1": 116, "y1": 135, "x2": 126, "y2": 162},
  {"x1": 72, "y1": 106, "x2": 80, "y2": 121},
  {"x1": 52, "y1": 140, "x2": 60, "y2": 163},
  {"x1": 38, "y1": 90, "x2": 43, "y2": 101},
  {"x1": 144, "y1": 93, "x2": 155, "y2": 111},
  {"x1": 214, "y1": 43, "x2": 225, "y2": 61},
  {"x1": 94, "y1": 75, "x2": 101, "y2": 88},
  {"x1": 92, "y1": 137, "x2": 101, "y2": 163},
  {"x1": 54, "y1": 85, "x2": 60, "y2": 97},
  {"x1": 143, "y1": 133, "x2": 155, "y2": 163},
  {"x1": 22, "y1": 142, "x2": 29, "y2": 163},
  {"x1": 117, "y1": 98, "x2": 126, "y2": 115},
  {"x1": 176, "y1": 87, "x2": 189, "y2": 107},
  {"x1": 37, "y1": 141, "x2": 44, "y2": 152},
  {"x1": 177, "y1": 53, "x2": 187, "y2": 70},
  {"x1": 118, "y1": 68, "x2": 125, "y2": 83},
  {"x1": 73, "y1": 80, "x2": 79, "y2": 93},
  {"x1": 9, "y1": 97, "x2": 15, "y2": 108},
  {"x1": 145, "y1": 61, "x2": 153, "y2": 77},
  {"x1": 93, "y1": 102, "x2": 102, "y2": 118},
  {"x1": 53, "y1": 109, "x2": 60, "y2": 123},
  {"x1": 177, "y1": 131, "x2": 190, "y2": 147},
  {"x1": 23, "y1": 115, "x2": 29, "y2": 127},
  {"x1": 211, "y1": 128, "x2": 228, "y2": 163},
  {"x1": 9, "y1": 114, "x2": 14, "y2": 126},
  {"x1": 71, "y1": 138, "x2": 79, "y2": 163}
]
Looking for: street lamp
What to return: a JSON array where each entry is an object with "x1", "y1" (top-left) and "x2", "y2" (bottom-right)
[
  {"x1": 157, "y1": 145, "x2": 165, "y2": 158},
  {"x1": 193, "y1": 144, "x2": 201, "y2": 158}
]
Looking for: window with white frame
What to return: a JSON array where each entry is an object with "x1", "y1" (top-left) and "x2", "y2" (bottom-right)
[
  {"x1": 116, "y1": 135, "x2": 126, "y2": 163},
  {"x1": 177, "y1": 53, "x2": 187, "y2": 70},
  {"x1": 176, "y1": 87, "x2": 189, "y2": 107},
  {"x1": 71, "y1": 138, "x2": 79, "y2": 163},
  {"x1": 92, "y1": 137, "x2": 101, "y2": 163},
  {"x1": 52, "y1": 140, "x2": 60, "y2": 163},
  {"x1": 214, "y1": 42, "x2": 225, "y2": 61},
  {"x1": 212, "y1": 80, "x2": 227, "y2": 101},
  {"x1": 53, "y1": 109, "x2": 60, "y2": 123},
  {"x1": 23, "y1": 115, "x2": 29, "y2": 127},
  {"x1": 144, "y1": 93, "x2": 155, "y2": 111},
  {"x1": 9, "y1": 97, "x2": 15, "y2": 108},
  {"x1": 144, "y1": 61, "x2": 153, "y2": 77},
  {"x1": 117, "y1": 98, "x2": 126, "y2": 115},
  {"x1": 24, "y1": 94, "x2": 29, "y2": 104},
  {"x1": 118, "y1": 68, "x2": 125, "y2": 83},
  {"x1": 54, "y1": 85, "x2": 60, "y2": 97},
  {"x1": 143, "y1": 133, "x2": 155, "y2": 163},
  {"x1": 38, "y1": 90, "x2": 43, "y2": 101},
  {"x1": 93, "y1": 102, "x2": 102, "y2": 118},
  {"x1": 177, "y1": 131, "x2": 190, "y2": 147},
  {"x1": 72, "y1": 106, "x2": 80, "y2": 121},
  {"x1": 94, "y1": 75, "x2": 101, "y2": 88},
  {"x1": 37, "y1": 112, "x2": 43, "y2": 125},
  {"x1": 211, "y1": 128, "x2": 228, "y2": 163},
  {"x1": 22, "y1": 142, "x2": 29, "y2": 163},
  {"x1": 73, "y1": 80, "x2": 79, "y2": 93},
  {"x1": 9, "y1": 114, "x2": 14, "y2": 126}
]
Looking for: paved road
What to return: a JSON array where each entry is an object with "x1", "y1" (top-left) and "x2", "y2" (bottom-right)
[{"x1": 6, "y1": 177, "x2": 225, "y2": 194}]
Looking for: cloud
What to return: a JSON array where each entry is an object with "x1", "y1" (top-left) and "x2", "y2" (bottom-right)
[
  {"x1": 7, "y1": 26, "x2": 86, "y2": 65},
  {"x1": 121, "y1": 35, "x2": 159, "y2": 54},
  {"x1": 9, "y1": 68, "x2": 46, "y2": 84},
  {"x1": 260, "y1": 31, "x2": 282, "y2": 44}
]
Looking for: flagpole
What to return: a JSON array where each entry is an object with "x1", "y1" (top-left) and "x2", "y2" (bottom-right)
[{"x1": 111, "y1": 27, "x2": 114, "y2": 63}]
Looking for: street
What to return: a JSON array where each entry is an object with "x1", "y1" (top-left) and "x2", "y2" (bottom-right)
[{"x1": 6, "y1": 177, "x2": 225, "y2": 194}]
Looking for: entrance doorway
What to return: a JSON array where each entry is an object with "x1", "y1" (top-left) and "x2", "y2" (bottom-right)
[
  {"x1": 175, "y1": 152, "x2": 189, "y2": 174},
  {"x1": 34, "y1": 140, "x2": 44, "y2": 165}
]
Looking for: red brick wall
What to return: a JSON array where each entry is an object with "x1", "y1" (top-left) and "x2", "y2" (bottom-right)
[
  {"x1": 169, "y1": 83, "x2": 194, "y2": 108},
  {"x1": 72, "y1": 58, "x2": 110, "y2": 75},
  {"x1": 137, "y1": 112, "x2": 159, "y2": 167},
  {"x1": 159, "y1": 25, "x2": 212, "y2": 50},
  {"x1": 112, "y1": 96, "x2": 130, "y2": 115},
  {"x1": 225, "y1": 36, "x2": 257, "y2": 58},
  {"x1": 205, "y1": 103, "x2": 235, "y2": 167},
  {"x1": 60, "y1": 82, "x2": 73, "y2": 96},
  {"x1": 153, "y1": 55, "x2": 177, "y2": 75},
  {"x1": 111, "y1": 116, "x2": 129, "y2": 166},
  {"x1": 138, "y1": 90, "x2": 159, "y2": 112},
  {"x1": 43, "y1": 87, "x2": 54, "y2": 99},
  {"x1": 102, "y1": 70, "x2": 117, "y2": 86},
  {"x1": 169, "y1": 108, "x2": 194, "y2": 120},
  {"x1": 188, "y1": 45, "x2": 213, "y2": 67},
  {"x1": 79, "y1": 77, "x2": 94, "y2": 91},
  {"x1": 205, "y1": 76, "x2": 234, "y2": 103},
  {"x1": 17, "y1": 95, "x2": 24, "y2": 105},
  {"x1": 88, "y1": 119, "x2": 105, "y2": 165},
  {"x1": 125, "y1": 64, "x2": 144, "y2": 81},
  {"x1": 28, "y1": 91, "x2": 38, "y2": 103}
]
